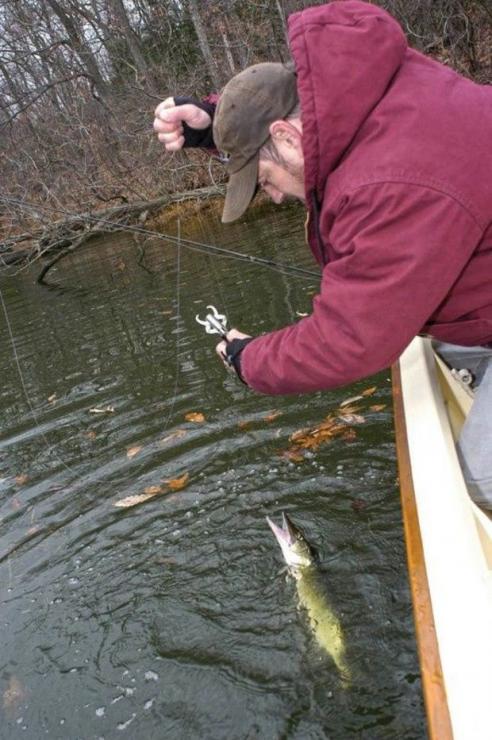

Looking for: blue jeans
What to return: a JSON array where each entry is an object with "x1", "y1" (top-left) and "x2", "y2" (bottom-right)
[{"x1": 433, "y1": 342, "x2": 492, "y2": 510}]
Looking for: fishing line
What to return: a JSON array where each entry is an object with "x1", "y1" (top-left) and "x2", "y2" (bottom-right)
[
  {"x1": 0, "y1": 282, "x2": 76, "y2": 475},
  {"x1": 159, "y1": 218, "x2": 182, "y2": 434},
  {"x1": 0, "y1": 195, "x2": 320, "y2": 281}
]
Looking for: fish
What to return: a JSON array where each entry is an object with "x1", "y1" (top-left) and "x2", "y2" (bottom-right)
[{"x1": 267, "y1": 512, "x2": 351, "y2": 686}]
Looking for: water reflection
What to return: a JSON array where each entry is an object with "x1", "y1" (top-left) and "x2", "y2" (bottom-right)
[{"x1": 0, "y1": 203, "x2": 424, "y2": 738}]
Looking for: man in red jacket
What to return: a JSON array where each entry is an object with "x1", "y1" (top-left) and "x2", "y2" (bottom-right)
[{"x1": 153, "y1": 1, "x2": 492, "y2": 507}]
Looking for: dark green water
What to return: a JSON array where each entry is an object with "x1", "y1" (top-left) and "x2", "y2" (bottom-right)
[{"x1": 0, "y1": 203, "x2": 425, "y2": 739}]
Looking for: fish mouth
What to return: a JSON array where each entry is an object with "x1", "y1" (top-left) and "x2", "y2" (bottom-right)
[{"x1": 266, "y1": 512, "x2": 296, "y2": 547}]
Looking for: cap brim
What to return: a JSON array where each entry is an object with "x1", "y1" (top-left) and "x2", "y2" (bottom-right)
[{"x1": 221, "y1": 152, "x2": 259, "y2": 224}]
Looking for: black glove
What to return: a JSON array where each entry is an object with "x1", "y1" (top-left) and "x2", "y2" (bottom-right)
[
  {"x1": 225, "y1": 337, "x2": 254, "y2": 384},
  {"x1": 174, "y1": 96, "x2": 216, "y2": 149}
]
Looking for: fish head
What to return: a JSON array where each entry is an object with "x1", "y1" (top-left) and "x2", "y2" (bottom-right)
[{"x1": 266, "y1": 513, "x2": 316, "y2": 570}]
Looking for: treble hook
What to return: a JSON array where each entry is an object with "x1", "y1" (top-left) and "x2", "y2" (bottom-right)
[{"x1": 195, "y1": 305, "x2": 228, "y2": 338}]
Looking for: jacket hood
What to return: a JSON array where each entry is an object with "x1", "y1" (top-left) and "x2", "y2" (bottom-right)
[{"x1": 288, "y1": 1, "x2": 407, "y2": 201}]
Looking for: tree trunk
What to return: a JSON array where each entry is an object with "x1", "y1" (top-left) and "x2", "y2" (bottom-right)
[
  {"x1": 45, "y1": 0, "x2": 109, "y2": 101},
  {"x1": 187, "y1": 0, "x2": 221, "y2": 89},
  {"x1": 108, "y1": 0, "x2": 156, "y2": 91}
]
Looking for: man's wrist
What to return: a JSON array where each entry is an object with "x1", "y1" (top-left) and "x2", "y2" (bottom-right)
[
  {"x1": 173, "y1": 96, "x2": 216, "y2": 148},
  {"x1": 225, "y1": 337, "x2": 254, "y2": 383}
]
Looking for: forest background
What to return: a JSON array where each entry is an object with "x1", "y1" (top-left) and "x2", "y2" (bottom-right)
[{"x1": 0, "y1": 0, "x2": 491, "y2": 262}]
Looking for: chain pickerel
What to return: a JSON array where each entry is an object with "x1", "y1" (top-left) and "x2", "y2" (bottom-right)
[{"x1": 267, "y1": 513, "x2": 351, "y2": 686}]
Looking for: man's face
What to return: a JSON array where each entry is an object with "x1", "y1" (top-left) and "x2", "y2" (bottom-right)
[
  {"x1": 257, "y1": 123, "x2": 305, "y2": 205},
  {"x1": 258, "y1": 157, "x2": 305, "y2": 204}
]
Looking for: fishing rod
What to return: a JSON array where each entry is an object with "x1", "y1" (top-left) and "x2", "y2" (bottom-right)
[{"x1": 0, "y1": 195, "x2": 320, "y2": 281}]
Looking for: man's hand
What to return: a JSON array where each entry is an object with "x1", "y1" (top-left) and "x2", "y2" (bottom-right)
[
  {"x1": 216, "y1": 329, "x2": 252, "y2": 368},
  {"x1": 153, "y1": 97, "x2": 212, "y2": 152}
]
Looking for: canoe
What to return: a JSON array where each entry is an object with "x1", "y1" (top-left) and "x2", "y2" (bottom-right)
[{"x1": 392, "y1": 336, "x2": 492, "y2": 740}]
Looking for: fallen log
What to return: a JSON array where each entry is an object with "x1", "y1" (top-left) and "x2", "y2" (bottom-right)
[{"x1": 0, "y1": 185, "x2": 223, "y2": 280}]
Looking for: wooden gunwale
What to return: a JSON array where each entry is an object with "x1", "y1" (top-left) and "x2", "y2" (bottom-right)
[{"x1": 392, "y1": 361, "x2": 453, "y2": 740}]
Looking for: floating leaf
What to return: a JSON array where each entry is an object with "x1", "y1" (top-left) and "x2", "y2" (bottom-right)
[
  {"x1": 165, "y1": 473, "x2": 189, "y2": 491},
  {"x1": 338, "y1": 413, "x2": 365, "y2": 425},
  {"x1": 185, "y1": 412, "x2": 205, "y2": 423},
  {"x1": 160, "y1": 429, "x2": 187, "y2": 445},
  {"x1": 289, "y1": 417, "x2": 346, "y2": 451},
  {"x1": 89, "y1": 406, "x2": 115, "y2": 414},
  {"x1": 15, "y1": 474, "x2": 29, "y2": 486},
  {"x1": 264, "y1": 410, "x2": 282, "y2": 423},
  {"x1": 290, "y1": 427, "x2": 310, "y2": 443},
  {"x1": 370, "y1": 404, "x2": 387, "y2": 412},
  {"x1": 3, "y1": 676, "x2": 26, "y2": 712},
  {"x1": 335, "y1": 403, "x2": 362, "y2": 416},
  {"x1": 340, "y1": 394, "x2": 364, "y2": 407},
  {"x1": 47, "y1": 393, "x2": 57, "y2": 403},
  {"x1": 295, "y1": 311, "x2": 309, "y2": 317},
  {"x1": 361, "y1": 386, "x2": 377, "y2": 397},
  {"x1": 114, "y1": 492, "x2": 154, "y2": 508},
  {"x1": 127, "y1": 446, "x2": 143, "y2": 459},
  {"x1": 144, "y1": 485, "x2": 163, "y2": 495},
  {"x1": 342, "y1": 429, "x2": 357, "y2": 442}
]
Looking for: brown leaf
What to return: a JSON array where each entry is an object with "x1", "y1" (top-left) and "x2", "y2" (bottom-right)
[
  {"x1": 165, "y1": 473, "x2": 189, "y2": 491},
  {"x1": 114, "y1": 482, "x2": 171, "y2": 508},
  {"x1": 114, "y1": 492, "x2": 155, "y2": 508},
  {"x1": 127, "y1": 446, "x2": 143, "y2": 459},
  {"x1": 289, "y1": 415, "x2": 347, "y2": 450},
  {"x1": 15, "y1": 474, "x2": 29, "y2": 486},
  {"x1": 340, "y1": 394, "x2": 364, "y2": 407},
  {"x1": 84, "y1": 430, "x2": 97, "y2": 440},
  {"x1": 290, "y1": 427, "x2": 310, "y2": 443},
  {"x1": 144, "y1": 485, "x2": 163, "y2": 495},
  {"x1": 361, "y1": 386, "x2": 377, "y2": 397},
  {"x1": 160, "y1": 429, "x2": 187, "y2": 445},
  {"x1": 334, "y1": 402, "x2": 362, "y2": 416},
  {"x1": 370, "y1": 404, "x2": 387, "y2": 412},
  {"x1": 342, "y1": 429, "x2": 357, "y2": 442},
  {"x1": 185, "y1": 412, "x2": 205, "y2": 423},
  {"x1": 47, "y1": 393, "x2": 57, "y2": 403},
  {"x1": 264, "y1": 410, "x2": 282, "y2": 423},
  {"x1": 237, "y1": 420, "x2": 251, "y2": 430}
]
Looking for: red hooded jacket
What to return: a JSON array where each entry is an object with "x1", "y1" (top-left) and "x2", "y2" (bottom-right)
[{"x1": 240, "y1": 0, "x2": 492, "y2": 395}]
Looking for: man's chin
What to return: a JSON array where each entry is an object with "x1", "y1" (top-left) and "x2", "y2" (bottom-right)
[{"x1": 280, "y1": 194, "x2": 305, "y2": 204}]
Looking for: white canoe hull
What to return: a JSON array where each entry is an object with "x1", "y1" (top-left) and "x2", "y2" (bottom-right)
[{"x1": 393, "y1": 337, "x2": 492, "y2": 740}]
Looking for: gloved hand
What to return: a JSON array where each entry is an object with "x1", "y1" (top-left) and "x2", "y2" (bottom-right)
[
  {"x1": 153, "y1": 96, "x2": 216, "y2": 150},
  {"x1": 216, "y1": 329, "x2": 254, "y2": 384}
]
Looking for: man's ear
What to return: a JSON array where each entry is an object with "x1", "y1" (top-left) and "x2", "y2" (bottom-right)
[{"x1": 269, "y1": 120, "x2": 302, "y2": 151}]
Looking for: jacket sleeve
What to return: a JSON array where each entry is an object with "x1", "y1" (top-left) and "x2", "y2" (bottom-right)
[{"x1": 240, "y1": 182, "x2": 483, "y2": 395}]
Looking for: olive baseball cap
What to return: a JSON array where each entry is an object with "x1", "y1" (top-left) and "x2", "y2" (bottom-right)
[{"x1": 213, "y1": 62, "x2": 298, "y2": 223}]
